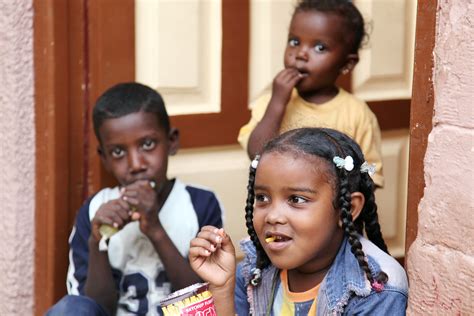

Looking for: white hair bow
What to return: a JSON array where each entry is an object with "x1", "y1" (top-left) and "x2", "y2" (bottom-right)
[
  {"x1": 333, "y1": 156, "x2": 354, "y2": 171},
  {"x1": 360, "y1": 161, "x2": 376, "y2": 176},
  {"x1": 251, "y1": 155, "x2": 260, "y2": 169}
]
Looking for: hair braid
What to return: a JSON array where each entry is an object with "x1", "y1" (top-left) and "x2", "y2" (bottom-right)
[
  {"x1": 360, "y1": 174, "x2": 389, "y2": 253},
  {"x1": 244, "y1": 159, "x2": 269, "y2": 286},
  {"x1": 338, "y1": 171, "x2": 373, "y2": 283}
]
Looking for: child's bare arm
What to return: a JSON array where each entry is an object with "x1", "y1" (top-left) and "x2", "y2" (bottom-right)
[
  {"x1": 189, "y1": 226, "x2": 236, "y2": 316},
  {"x1": 122, "y1": 180, "x2": 202, "y2": 290},
  {"x1": 85, "y1": 198, "x2": 131, "y2": 314},
  {"x1": 247, "y1": 68, "x2": 305, "y2": 158}
]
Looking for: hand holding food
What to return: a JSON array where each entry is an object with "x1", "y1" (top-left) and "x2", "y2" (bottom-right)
[
  {"x1": 96, "y1": 180, "x2": 157, "y2": 250},
  {"x1": 189, "y1": 226, "x2": 236, "y2": 288}
]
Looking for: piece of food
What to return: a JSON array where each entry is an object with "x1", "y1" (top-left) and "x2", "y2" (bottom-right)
[
  {"x1": 99, "y1": 224, "x2": 119, "y2": 239},
  {"x1": 265, "y1": 236, "x2": 276, "y2": 243}
]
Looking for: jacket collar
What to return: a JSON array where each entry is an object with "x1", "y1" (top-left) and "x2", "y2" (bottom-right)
[{"x1": 240, "y1": 236, "x2": 377, "y2": 315}]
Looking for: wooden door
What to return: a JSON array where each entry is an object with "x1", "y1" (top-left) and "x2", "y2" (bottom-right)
[{"x1": 34, "y1": 0, "x2": 249, "y2": 313}]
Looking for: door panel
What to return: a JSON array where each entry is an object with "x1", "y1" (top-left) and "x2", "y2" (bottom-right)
[
  {"x1": 353, "y1": 0, "x2": 417, "y2": 101},
  {"x1": 136, "y1": 0, "x2": 222, "y2": 116}
]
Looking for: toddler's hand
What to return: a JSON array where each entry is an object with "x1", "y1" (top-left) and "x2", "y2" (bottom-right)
[
  {"x1": 270, "y1": 68, "x2": 306, "y2": 108},
  {"x1": 189, "y1": 226, "x2": 236, "y2": 287},
  {"x1": 91, "y1": 198, "x2": 132, "y2": 242}
]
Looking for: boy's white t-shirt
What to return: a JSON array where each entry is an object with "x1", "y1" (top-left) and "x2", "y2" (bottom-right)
[{"x1": 66, "y1": 179, "x2": 224, "y2": 315}]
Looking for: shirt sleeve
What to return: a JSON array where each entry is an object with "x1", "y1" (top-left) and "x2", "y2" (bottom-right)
[
  {"x1": 237, "y1": 93, "x2": 272, "y2": 151},
  {"x1": 234, "y1": 263, "x2": 250, "y2": 316},
  {"x1": 354, "y1": 108, "x2": 385, "y2": 188},
  {"x1": 66, "y1": 198, "x2": 93, "y2": 295},
  {"x1": 186, "y1": 187, "x2": 224, "y2": 229}
]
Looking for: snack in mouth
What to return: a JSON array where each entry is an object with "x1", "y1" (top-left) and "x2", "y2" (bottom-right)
[{"x1": 265, "y1": 236, "x2": 276, "y2": 243}]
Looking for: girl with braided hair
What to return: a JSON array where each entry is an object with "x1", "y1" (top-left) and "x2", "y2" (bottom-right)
[{"x1": 189, "y1": 128, "x2": 407, "y2": 315}]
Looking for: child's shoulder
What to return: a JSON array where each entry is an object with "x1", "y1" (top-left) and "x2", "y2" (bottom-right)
[
  {"x1": 337, "y1": 88, "x2": 370, "y2": 109},
  {"x1": 172, "y1": 179, "x2": 224, "y2": 228},
  {"x1": 181, "y1": 181, "x2": 219, "y2": 198},
  {"x1": 361, "y1": 237, "x2": 408, "y2": 291},
  {"x1": 335, "y1": 88, "x2": 379, "y2": 124},
  {"x1": 178, "y1": 180, "x2": 222, "y2": 207}
]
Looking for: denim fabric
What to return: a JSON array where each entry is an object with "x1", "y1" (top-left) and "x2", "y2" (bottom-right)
[
  {"x1": 236, "y1": 236, "x2": 408, "y2": 315},
  {"x1": 45, "y1": 295, "x2": 109, "y2": 316}
]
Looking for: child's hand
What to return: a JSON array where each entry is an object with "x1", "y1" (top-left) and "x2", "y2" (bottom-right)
[
  {"x1": 270, "y1": 68, "x2": 306, "y2": 107},
  {"x1": 121, "y1": 180, "x2": 160, "y2": 235},
  {"x1": 189, "y1": 226, "x2": 236, "y2": 288},
  {"x1": 91, "y1": 198, "x2": 132, "y2": 242}
]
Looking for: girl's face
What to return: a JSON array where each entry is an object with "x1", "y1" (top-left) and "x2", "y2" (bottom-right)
[
  {"x1": 253, "y1": 151, "x2": 344, "y2": 273},
  {"x1": 283, "y1": 10, "x2": 357, "y2": 97}
]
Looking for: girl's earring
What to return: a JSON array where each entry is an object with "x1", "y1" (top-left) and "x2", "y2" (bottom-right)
[{"x1": 341, "y1": 68, "x2": 350, "y2": 75}]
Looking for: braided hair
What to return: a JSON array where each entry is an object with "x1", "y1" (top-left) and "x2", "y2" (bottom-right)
[
  {"x1": 294, "y1": 0, "x2": 367, "y2": 53},
  {"x1": 245, "y1": 128, "x2": 388, "y2": 290}
]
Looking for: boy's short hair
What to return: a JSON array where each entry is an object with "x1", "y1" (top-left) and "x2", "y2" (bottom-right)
[{"x1": 93, "y1": 82, "x2": 170, "y2": 142}]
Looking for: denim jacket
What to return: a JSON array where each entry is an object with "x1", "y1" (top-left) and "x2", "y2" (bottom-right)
[{"x1": 235, "y1": 236, "x2": 408, "y2": 315}]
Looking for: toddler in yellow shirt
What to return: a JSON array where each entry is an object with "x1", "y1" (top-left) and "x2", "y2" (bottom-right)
[{"x1": 238, "y1": 0, "x2": 384, "y2": 187}]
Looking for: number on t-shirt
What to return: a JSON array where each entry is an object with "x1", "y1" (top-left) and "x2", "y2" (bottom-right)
[
  {"x1": 120, "y1": 272, "x2": 149, "y2": 314},
  {"x1": 119, "y1": 270, "x2": 171, "y2": 315}
]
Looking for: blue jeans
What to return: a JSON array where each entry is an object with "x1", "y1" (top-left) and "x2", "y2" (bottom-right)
[{"x1": 46, "y1": 295, "x2": 109, "y2": 316}]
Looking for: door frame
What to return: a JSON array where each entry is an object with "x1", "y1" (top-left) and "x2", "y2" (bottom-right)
[
  {"x1": 405, "y1": 0, "x2": 437, "y2": 255},
  {"x1": 34, "y1": 0, "x2": 435, "y2": 313}
]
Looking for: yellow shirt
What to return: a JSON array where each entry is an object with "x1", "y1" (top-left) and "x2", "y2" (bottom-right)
[{"x1": 238, "y1": 88, "x2": 384, "y2": 187}]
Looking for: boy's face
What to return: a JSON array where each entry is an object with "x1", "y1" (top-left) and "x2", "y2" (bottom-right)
[
  {"x1": 284, "y1": 10, "x2": 358, "y2": 95},
  {"x1": 98, "y1": 111, "x2": 178, "y2": 188}
]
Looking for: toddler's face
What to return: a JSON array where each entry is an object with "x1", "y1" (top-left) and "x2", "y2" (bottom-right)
[
  {"x1": 252, "y1": 152, "x2": 344, "y2": 272},
  {"x1": 98, "y1": 111, "x2": 177, "y2": 189},
  {"x1": 284, "y1": 10, "x2": 354, "y2": 95}
]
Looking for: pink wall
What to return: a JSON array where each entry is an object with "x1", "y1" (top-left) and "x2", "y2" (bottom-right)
[
  {"x1": 0, "y1": 0, "x2": 35, "y2": 314},
  {"x1": 406, "y1": 1, "x2": 474, "y2": 314}
]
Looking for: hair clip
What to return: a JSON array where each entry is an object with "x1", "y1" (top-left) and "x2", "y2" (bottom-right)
[
  {"x1": 251, "y1": 155, "x2": 260, "y2": 169},
  {"x1": 333, "y1": 156, "x2": 354, "y2": 172},
  {"x1": 250, "y1": 268, "x2": 262, "y2": 286},
  {"x1": 360, "y1": 161, "x2": 376, "y2": 176}
]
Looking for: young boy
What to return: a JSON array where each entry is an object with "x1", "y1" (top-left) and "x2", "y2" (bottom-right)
[
  {"x1": 238, "y1": 0, "x2": 384, "y2": 187},
  {"x1": 47, "y1": 82, "x2": 224, "y2": 315}
]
